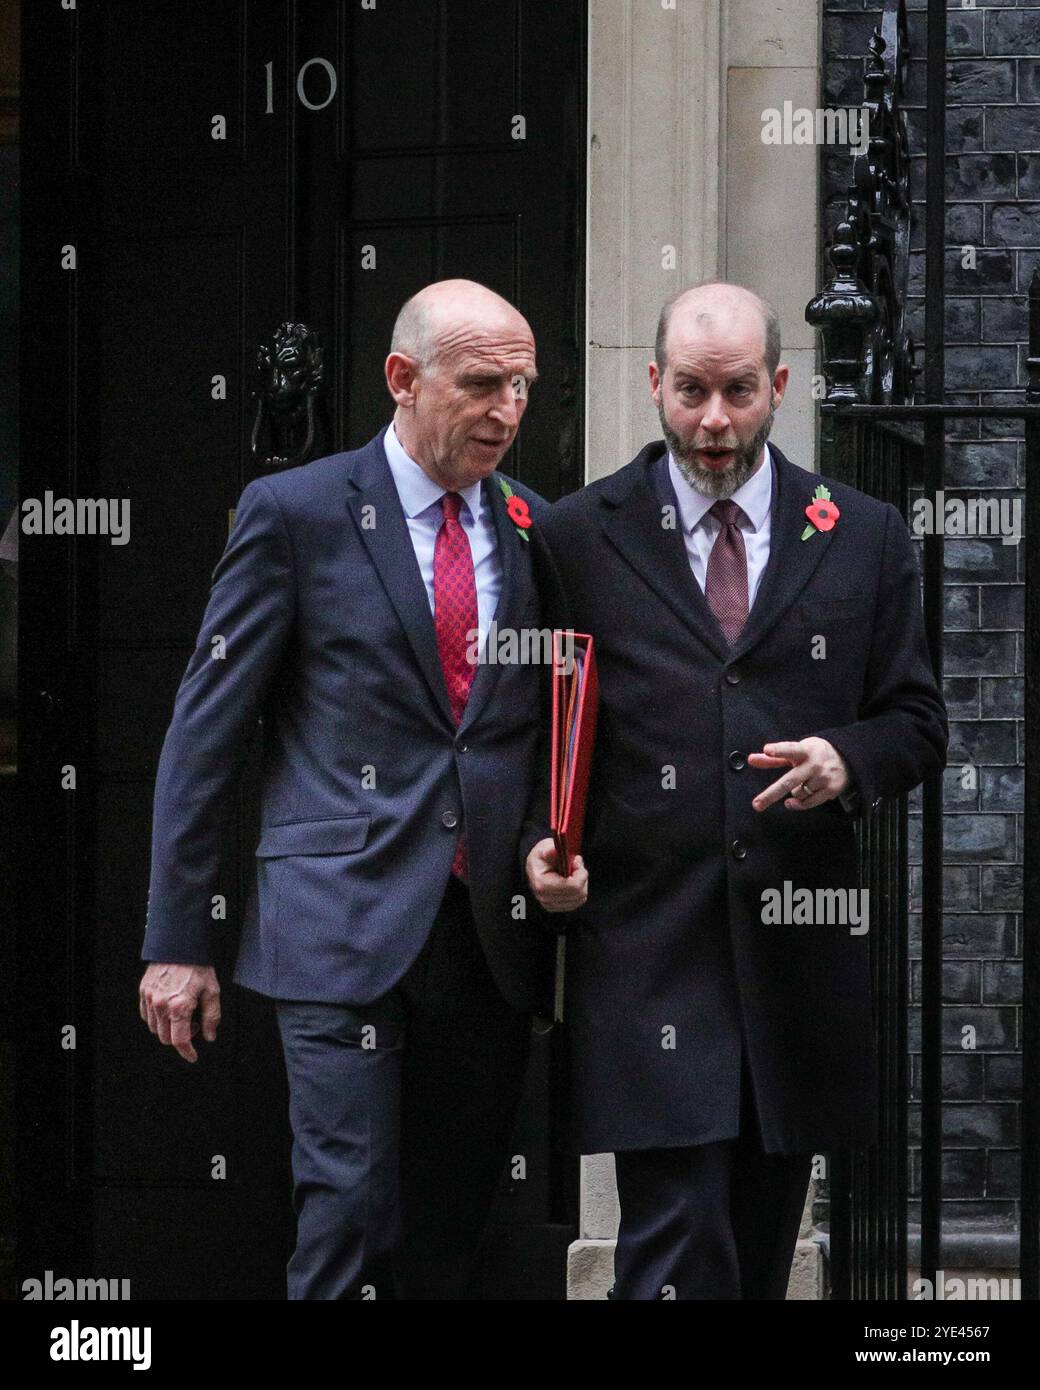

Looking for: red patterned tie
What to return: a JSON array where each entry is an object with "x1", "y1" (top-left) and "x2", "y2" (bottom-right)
[
  {"x1": 434, "y1": 491, "x2": 478, "y2": 879},
  {"x1": 704, "y1": 499, "x2": 749, "y2": 645}
]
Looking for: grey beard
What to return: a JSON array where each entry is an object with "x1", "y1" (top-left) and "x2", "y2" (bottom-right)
[{"x1": 662, "y1": 405, "x2": 775, "y2": 500}]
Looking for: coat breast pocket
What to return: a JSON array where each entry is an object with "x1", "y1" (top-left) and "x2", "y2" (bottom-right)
[
  {"x1": 791, "y1": 596, "x2": 873, "y2": 643},
  {"x1": 788, "y1": 596, "x2": 873, "y2": 697},
  {"x1": 794, "y1": 596, "x2": 873, "y2": 621}
]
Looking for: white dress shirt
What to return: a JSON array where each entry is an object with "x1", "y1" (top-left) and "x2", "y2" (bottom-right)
[
  {"x1": 666, "y1": 442, "x2": 774, "y2": 611},
  {"x1": 382, "y1": 421, "x2": 502, "y2": 655}
]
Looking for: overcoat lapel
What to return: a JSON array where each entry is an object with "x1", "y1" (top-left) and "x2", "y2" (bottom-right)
[
  {"x1": 599, "y1": 442, "x2": 837, "y2": 662},
  {"x1": 727, "y1": 444, "x2": 837, "y2": 661},
  {"x1": 600, "y1": 452, "x2": 730, "y2": 661}
]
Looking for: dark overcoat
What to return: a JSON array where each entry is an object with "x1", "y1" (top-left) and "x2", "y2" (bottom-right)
[{"x1": 526, "y1": 441, "x2": 948, "y2": 1155}]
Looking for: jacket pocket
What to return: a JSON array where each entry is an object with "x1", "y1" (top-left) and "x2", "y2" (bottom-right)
[
  {"x1": 794, "y1": 596, "x2": 872, "y2": 619},
  {"x1": 255, "y1": 814, "x2": 370, "y2": 858}
]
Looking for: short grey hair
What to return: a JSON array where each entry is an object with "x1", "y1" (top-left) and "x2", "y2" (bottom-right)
[
  {"x1": 654, "y1": 280, "x2": 781, "y2": 380},
  {"x1": 390, "y1": 294, "x2": 439, "y2": 370}
]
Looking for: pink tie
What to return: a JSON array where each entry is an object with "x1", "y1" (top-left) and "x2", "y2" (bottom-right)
[
  {"x1": 704, "y1": 499, "x2": 749, "y2": 645},
  {"x1": 433, "y1": 492, "x2": 478, "y2": 879}
]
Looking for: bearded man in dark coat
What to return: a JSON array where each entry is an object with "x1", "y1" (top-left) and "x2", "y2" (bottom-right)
[{"x1": 524, "y1": 280, "x2": 947, "y2": 1300}]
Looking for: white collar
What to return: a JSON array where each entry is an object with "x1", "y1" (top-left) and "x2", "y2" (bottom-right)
[
  {"x1": 383, "y1": 421, "x2": 484, "y2": 522},
  {"x1": 667, "y1": 442, "x2": 774, "y2": 533}
]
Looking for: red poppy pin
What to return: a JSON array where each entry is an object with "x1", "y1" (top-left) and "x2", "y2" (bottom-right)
[
  {"x1": 498, "y1": 478, "x2": 531, "y2": 541},
  {"x1": 801, "y1": 483, "x2": 841, "y2": 540}
]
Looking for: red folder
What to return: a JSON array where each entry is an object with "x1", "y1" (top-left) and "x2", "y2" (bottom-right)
[{"x1": 550, "y1": 631, "x2": 598, "y2": 875}]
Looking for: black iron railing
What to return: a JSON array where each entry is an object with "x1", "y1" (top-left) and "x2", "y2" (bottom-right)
[
  {"x1": 807, "y1": 0, "x2": 1039, "y2": 1299},
  {"x1": 822, "y1": 417, "x2": 918, "y2": 1301}
]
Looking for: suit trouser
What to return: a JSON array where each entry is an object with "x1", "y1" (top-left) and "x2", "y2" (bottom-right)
[
  {"x1": 275, "y1": 875, "x2": 532, "y2": 1300},
  {"x1": 611, "y1": 1048, "x2": 814, "y2": 1300}
]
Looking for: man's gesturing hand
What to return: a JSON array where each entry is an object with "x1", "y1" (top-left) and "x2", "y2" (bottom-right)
[
  {"x1": 747, "y1": 736, "x2": 851, "y2": 812},
  {"x1": 526, "y1": 838, "x2": 589, "y2": 913},
  {"x1": 139, "y1": 962, "x2": 221, "y2": 1063}
]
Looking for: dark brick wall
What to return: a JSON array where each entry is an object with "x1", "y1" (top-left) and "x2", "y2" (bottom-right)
[{"x1": 820, "y1": 1, "x2": 1028, "y2": 1257}]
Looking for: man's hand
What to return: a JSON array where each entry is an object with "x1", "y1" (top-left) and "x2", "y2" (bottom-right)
[
  {"x1": 526, "y1": 838, "x2": 589, "y2": 913},
  {"x1": 139, "y1": 962, "x2": 221, "y2": 1063},
  {"x1": 747, "y1": 736, "x2": 850, "y2": 812}
]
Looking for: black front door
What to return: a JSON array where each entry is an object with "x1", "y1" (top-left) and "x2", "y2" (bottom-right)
[{"x1": 18, "y1": 0, "x2": 584, "y2": 1299}]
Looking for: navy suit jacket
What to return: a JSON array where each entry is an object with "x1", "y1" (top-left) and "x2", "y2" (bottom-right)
[
  {"x1": 142, "y1": 426, "x2": 553, "y2": 1011},
  {"x1": 528, "y1": 440, "x2": 948, "y2": 1154}
]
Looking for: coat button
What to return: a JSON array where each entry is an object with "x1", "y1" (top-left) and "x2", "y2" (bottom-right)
[
  {"x1": 441, "y1": 810, "x2": 459, "y2": 829},
  {"x1": 872, "y1": 797, "x2": 882, "y2": 811},
  {"x1": 728, "y1": 750, "x2": 746, "y2": 770},
  {"x1": 725, "y1": 668, "x2": 742, "y2": 685},
  {"x1": 456, "y1": 742, "x2": 468, "y2": 754},
  {"x1": 731, "y1": 839, "x2": 748, "y2": 859}
]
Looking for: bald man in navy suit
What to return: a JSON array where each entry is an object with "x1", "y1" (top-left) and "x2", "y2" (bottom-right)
[{"x1": 140, "y1": 280, "x2": 585, "y2": 1299}]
